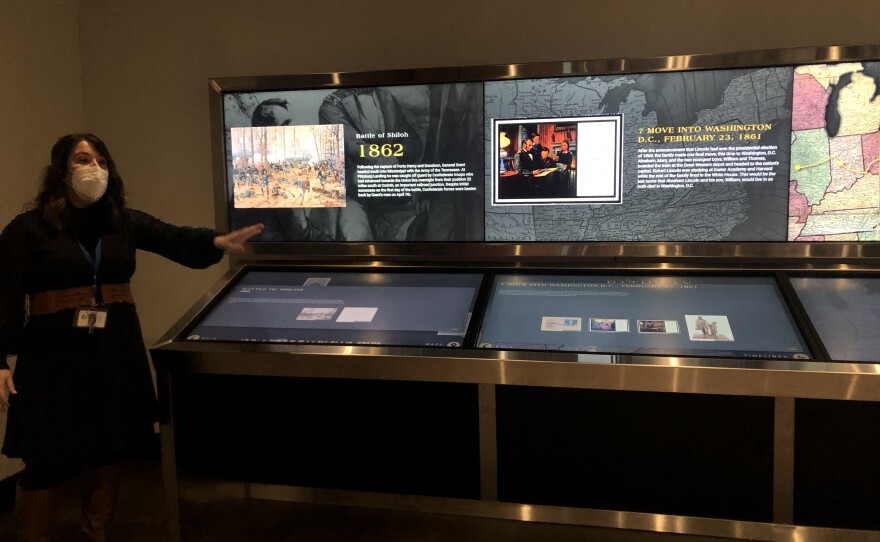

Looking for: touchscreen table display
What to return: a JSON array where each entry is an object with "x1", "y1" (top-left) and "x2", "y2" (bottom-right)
[
  {"x1": 476, "y1": 274, "x2": 811, "y2": 359},
  {"x1": 791, "y1": 277, "x2": 880, "y2": 362},
  {"x1": 186, "y1": 271, "x2": 483, "y2": 347}
]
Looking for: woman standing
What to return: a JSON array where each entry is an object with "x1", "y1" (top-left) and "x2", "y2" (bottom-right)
[{"x1": 0, "y1": 134, "x2": 262, "y2": 542}]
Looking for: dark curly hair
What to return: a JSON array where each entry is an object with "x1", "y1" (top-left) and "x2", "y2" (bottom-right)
[{"x1": 33, "y1": 134, "x2": 127, "y2": 231}]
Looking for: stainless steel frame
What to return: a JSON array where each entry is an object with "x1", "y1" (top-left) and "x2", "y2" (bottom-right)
[
  {"x1": 181, "y1": 483, "x2": 880, "y2": 542},
  {"x1": 153, "y1": 260, "x2": 880, "y2": 542},
  {"x1": 167, "y1": 43, "x2": 880, "y2": 541},
  {"x1": 155, "y1": 348, "x2": 880, "y2": 542},
  {"x1": 209, "y1": 43, "x2": 880, "y2": 262},
  {"x1": 237, "y1": 241, "x2": 880, "y2": 265}
]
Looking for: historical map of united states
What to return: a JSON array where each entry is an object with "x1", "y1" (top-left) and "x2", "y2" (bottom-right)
[{"x1": 790, "y1": 62, "x2": 880, "y2": 241}]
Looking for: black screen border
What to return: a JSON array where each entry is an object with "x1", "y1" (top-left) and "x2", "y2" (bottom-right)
[
  {"x1": 784, "y1": 270, "x2": 880, "y2": 362},
  {"x1": 179, "y1": 264, "x2": 491, "y2": 350},
  {"x1": 474, "y1": 268, "x2": 817, "y2": 361}
]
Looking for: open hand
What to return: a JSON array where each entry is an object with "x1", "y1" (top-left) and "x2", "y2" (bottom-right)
[
  {"x1": 214, "y1": 223, "x2": 264, "y2": 253},
  {"x1": 0, "y1": 369, "x2": 16, "y2": 412}
]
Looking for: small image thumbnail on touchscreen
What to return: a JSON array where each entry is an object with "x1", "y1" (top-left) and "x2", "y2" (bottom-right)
[
  {"x1": 337, "y1": 307, "x2": 379, "y2": 323},
  {"x1": 685, "y1": 315, "x2": 734, "y2": 341},
  {"x1": 541, "y1": 316, "x2": 582, "y2": 332},
  {"x1": 637, "y1": 319, "x2": 681, "y2": 334},
  {"x1": 296, "y1": 307, "x2": 338, "y2": 321},
  {"x1": 589, "y1": 318, "x2": 629, "y2": 332}
]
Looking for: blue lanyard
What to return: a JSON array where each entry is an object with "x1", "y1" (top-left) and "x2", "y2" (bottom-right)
[{"x1": 76, "y1": 237, "x2": 102, "y2": 304}]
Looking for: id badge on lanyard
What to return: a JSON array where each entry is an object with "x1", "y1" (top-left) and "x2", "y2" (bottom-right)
[
  {"x1": 73, "y1": 237, "x2": 108, "y2": 334},
  {"x1": 73, "y1": 307, "x2": 108, "y2": 333}
]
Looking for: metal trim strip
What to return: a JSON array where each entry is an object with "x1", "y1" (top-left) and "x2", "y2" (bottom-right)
[{"x1": 176, "y1": 481, "x2": 880, "y2": 542}]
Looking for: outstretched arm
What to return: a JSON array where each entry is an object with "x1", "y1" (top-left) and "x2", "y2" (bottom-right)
[{"x1": 214, "y1": 223, "x2": 264, "y2": 254}]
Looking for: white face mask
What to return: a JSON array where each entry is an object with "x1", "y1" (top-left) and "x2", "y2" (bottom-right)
[{"x1": 69, "y1": 166, "x2": 109, "y2": 205}]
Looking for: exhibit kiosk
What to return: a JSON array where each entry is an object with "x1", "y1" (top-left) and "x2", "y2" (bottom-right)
[{"x1": 151, "y1": 43, "x2": 880, "y2": 541}]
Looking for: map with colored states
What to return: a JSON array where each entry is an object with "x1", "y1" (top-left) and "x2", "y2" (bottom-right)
[{"x1": 789, "y1": 62, "x2": 880, "y2": 241}]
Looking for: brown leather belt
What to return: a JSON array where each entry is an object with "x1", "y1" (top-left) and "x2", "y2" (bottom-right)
[{"x1": 28, "y1": 283, "x2": 135, "y2": 316}]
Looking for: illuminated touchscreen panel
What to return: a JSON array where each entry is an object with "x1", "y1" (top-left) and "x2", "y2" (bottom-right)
[
  {"x1": 791, "y1": 277, "x2": 880, "y2": 362},
  {"x1": 476, "y1": 274, "x2": 811, "y2": 359},
  {"x1": 187, "y1": 270, "x2": 483, "y2": 347}
]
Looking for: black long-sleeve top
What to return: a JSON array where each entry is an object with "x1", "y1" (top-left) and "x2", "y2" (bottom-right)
[{"x1": 0, "y1": 207, "x2": 223, "y2": 461}]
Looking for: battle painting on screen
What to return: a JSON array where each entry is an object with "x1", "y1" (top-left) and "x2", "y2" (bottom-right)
[
  {"x1": 218, "y1": 57, "x2": 880, "y2": 243},
  {"x1": 230, "y1": 125, "x2": 345, "y2": 209},
  {"x1": 223, "y1": 84, "x2": 485, "y2": 242}
]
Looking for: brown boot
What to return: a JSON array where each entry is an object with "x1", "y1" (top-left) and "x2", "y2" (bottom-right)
[
  {"x1": 17, "y1": 485, "x2": 62, "y2": 542},
  {"x1": 80, "y1": 463, "x2": 121, "y2": 542}
]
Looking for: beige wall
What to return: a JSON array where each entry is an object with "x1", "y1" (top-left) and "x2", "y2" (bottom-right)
[
  {"x1": 0, "y1": 0, "x2": 87, "y2": 474},
  {"x1": 6, "y1": 0, "x2": 880, "y2": 348},
  {"x1": 0, "y1": 1, "x2": 86, "y2": 225}
]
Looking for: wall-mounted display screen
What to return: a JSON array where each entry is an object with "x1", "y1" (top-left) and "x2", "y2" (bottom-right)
[
  {"x1": 483, "y1": 67, "x2": 793, "y2": 242},
  {"x1": 218, "y1": 58, "x2": 880, "y2": 243},
  {"x1": 790, "y1": 277, "x2": 880, "y2": 362},
  {"x1": 223, "y1": 83, "x2": 486, "y2": 242},
  {"x1": 476, "y1": 274, "x2": 811, "y2": 359},
  {"x1": 186, "y1": 270, "x2": 484, "y2": 347}
]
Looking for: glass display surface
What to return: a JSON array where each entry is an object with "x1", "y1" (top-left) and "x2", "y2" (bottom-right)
[
  {"x1": 186, "y1": 270, "x2": 483, "y2": 347},
  {"x1": 484, "y1": 67, "x2": 793, "y2": 242},
  {"x1": 217, "y1": 58, "x2": 880, "y2": 243},
  {"x1": 224, "y1": 83, "x2": 485, "y2": 243},
  {"x1": 791, "y1": 277, "x2": 880, "y2": 362},
  {"x1": 476, "y1": 274, "x2": 811, "y2": 359}
]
